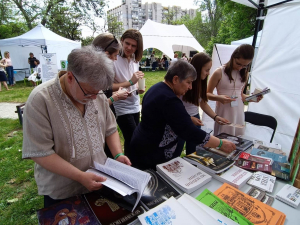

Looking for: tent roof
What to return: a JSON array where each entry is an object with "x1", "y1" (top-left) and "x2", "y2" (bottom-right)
[
  {"x1": 231, "y1": 0, "x2": 299, "y2": 8},
  {"x1": 139, "y1": 19, "x2": 204, "y2": 58},
  {"x1": 0, "y1": 24, "x2": 79, "y2": 47},
  {"x1": 231, "y1": 30, "x2": 262, "y2": 47}
]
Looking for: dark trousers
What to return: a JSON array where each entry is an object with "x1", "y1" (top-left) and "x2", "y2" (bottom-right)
[
  {"x1": 44, "y1": 195, "x2": 65, "y2": 208},
  {"x1": 175, "y1": 113, "x2": 201, "y2": 155},
  {"x1": 116, "y1": 112, "x2": 140, "y2": 155},
  {"x1": 6, "y1": 66, "x2": 13, "y2": 85}
]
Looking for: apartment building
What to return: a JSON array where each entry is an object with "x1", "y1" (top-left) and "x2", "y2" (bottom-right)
[{"x1": 107, "y1": 0, "x2": 197, "y2": 36}]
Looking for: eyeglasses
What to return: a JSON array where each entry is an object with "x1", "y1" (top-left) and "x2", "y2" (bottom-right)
[
  {"x1": 234, "y1": 58, "x2": 249, "y2": 68},
  {"x1": 72, "y1": 74, "x2": 102, "y2": 97},
  {"x1": 104, "y1": 36, "x2": 118, "y2": 51}
]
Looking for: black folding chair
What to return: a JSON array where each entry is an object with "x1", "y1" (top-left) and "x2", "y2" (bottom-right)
[{"x1": 245, "y1": 111, "x2": 277, "y2": 142}]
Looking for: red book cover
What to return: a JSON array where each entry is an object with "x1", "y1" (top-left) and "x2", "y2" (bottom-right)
[
  {"x1": 239, "y1": 152, "x2": 272, "y2": 165},
  {"x1": 235, "y1": 158, "x2": 272, "y2": 173}
]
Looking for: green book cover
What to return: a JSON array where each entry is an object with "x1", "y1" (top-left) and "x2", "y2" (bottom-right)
[{"x1": 196, "y1": 189, "x2": 253, "y2": 225}]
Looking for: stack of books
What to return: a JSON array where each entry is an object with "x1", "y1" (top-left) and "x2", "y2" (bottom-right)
[
  {"x1": 251, "y1": 148, "x2": 288, "y2": 163},
  {"x1": 216, "y1": 133, "x2": 254, "y2": 151},
  {"x1": 235, "y1": 152, "x2": 273, "y2": 173},
  {"x1": 275, "y1": 184, "x2": 300, "y2": 208},
  {"x1": 214, "y1": 183, "x2": 286, "y2": 225},
  {"x1": 156, "y1": 157, "x2": 212, "y2": 194}
]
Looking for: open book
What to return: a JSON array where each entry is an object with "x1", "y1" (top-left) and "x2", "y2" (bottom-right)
[
  {"x1": 245, "y1": 87, "x2": 270, "y2": 102},
  {"x1": 86, "y1": 158, "x2": 151, "y2": 212}
]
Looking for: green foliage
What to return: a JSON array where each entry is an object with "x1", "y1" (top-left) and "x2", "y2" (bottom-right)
[
  {"x1": 205, "y1": 0, "x2": 256, "y2": 55},
  {"x1": 81, "y1": 36, "x2": 95, "y2": 46},
  {"x1": 107, "y1": 14, "x2": 124, "y2": 37}
]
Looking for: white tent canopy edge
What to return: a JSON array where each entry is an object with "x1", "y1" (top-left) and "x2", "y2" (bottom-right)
[{"x1": 139, "y1": 19, "x2": 204, "y2": 58}]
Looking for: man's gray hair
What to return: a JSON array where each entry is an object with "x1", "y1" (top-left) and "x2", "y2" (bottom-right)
[
  {"x1": 164, "y1": 60, "x2": 197, "y2": 82},
  {"x1": 67, "y1": 46, "x2": 114, "y2": 90}
]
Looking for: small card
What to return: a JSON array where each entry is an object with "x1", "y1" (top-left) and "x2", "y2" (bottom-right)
[
  {"x1": 247, "y1": 187, "x2": 266, "y2": 201},
  {"x1": 231, "y1": 100, "x2": 238, "y2": 107},
  {"x1": 261, "y1": 195, "x2": 274, "y2": 206}
]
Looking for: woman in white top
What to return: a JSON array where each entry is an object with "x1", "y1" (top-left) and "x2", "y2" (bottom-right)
[
  {"x1": 113, "y1": 29, "x2": 145, "y2": 155},
  {"x1": 176, "y1": 53, "x2": 229, "y2": 155}
]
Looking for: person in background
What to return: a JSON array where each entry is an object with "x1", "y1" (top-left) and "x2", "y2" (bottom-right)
[
  {"x1": 28, "y1": 52, "x2": 37, "y2": 73},
  {"x1": 28, "y1": 60, "x2": 41, "y2": 87},
  {"x1": 182, "y1": 53, "x2": 188, "y2": 61},
  {"x1": 188, "y1": 57, "x2": 192, "y2": 63},
  {"x1": 207, "y1": 44, "x2": 262, "y2": 136},
  {"x1": 170, "y1": 53, "x2": 178, "y2": 66},
  {"x1": 22, "y1": 46, "x2": 131, "y2": 208},
  {"x1": 162, "y1": 55, "x2": 169, "y2": 70},
  {"x1": 150, "y1": 54, "x2": 156, "y2": 71},
  {"x1": 129, "y1": 60, "x2": 236, "y2": 170},
  {"x1": 113, "y1": 29, "x2": 145, "y2": 156},
  {"x1": 176, "y1": 53, "x2": 230, "y2": 155},
  {"x1": 3, "y1": 51, "x2": 14, "y2": 86},
  {"x1": 92, "y1": 32, "x2": 129, "y2": 159},
  {"x1": 0, "y1": 59, "x2": 11, "y2": 91}
]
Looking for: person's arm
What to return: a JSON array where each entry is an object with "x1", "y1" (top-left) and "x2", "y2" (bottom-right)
[
  {"x1": 107, "y1": 87, "x2": 128, "y2": 105},
  {"x1": 200, "y1": 100, "x2": 230, "y2": 124},
  {"x1": 106, "y1": 131, "x2": 131, "y2": 165},
  {"x1": 112, "y1": 71, "x2": 144, "y2": 91},
  {"x1": 28, "y1": 58, "x2": 30, "y2": 64},
  {"x1": 203, "y1": 135, "x2": 235, "y2": 153},
  {"x1": 32, "y1": 154, "x2": 106, "y2": 191},
  {"x1": 207, "y1": 68, "x2": 236, "y2": 104}
]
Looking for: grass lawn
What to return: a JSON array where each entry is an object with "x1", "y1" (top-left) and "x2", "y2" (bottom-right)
[{"x1": 0, "y1": 70, "x2": 165, "y2": 224}]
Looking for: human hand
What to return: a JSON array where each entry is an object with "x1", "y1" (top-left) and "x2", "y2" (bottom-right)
[
  {"x1": 216, "y1": 116, "x2": 230, "y2": 125},
  {"x1": 80, "y1": 172, "x2": 107, "y2": 192},
  {"x1": 191, "y1": 116, "x2": 204, "y2": 126},
  {"x1": 131, "y1": 71, "x2": 144, "y2": 84},
  {"x1": 249, "y1": 95, "x2": 263, "y2": 102},
  {"x1": 138, "y1": 85, "x2": 146, "y2": 94},
  {"x1": 116, "y1": 155, "x2": 132, "y2": 166},
  {"x1": 220, "y1": 139, "x2": 236, "y2": 153},
  {"x1": 218, "y1": 95, "x2": 236, "y2": 104},
  {"x1": 115, "y1": 87, "x2": 128, "y2": 100}
]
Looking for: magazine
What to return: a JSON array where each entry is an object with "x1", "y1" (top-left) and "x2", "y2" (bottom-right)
[{"x1": 216, "y1": 133, "x2": 253, "y2": 151}]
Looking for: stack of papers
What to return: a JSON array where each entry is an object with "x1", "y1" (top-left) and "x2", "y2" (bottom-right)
[{"x1": 276, "y1": 184, "x2": 300, "y2": 208}]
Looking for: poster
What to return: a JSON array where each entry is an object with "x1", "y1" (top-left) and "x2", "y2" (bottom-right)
[{"x1": 39, "y1": 53, "x2": 58, "y2": 82}]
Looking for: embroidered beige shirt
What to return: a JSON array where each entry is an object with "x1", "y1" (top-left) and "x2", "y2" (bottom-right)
[{"x1": 22, "y1": 74, "x2": 117, "y2": 199}]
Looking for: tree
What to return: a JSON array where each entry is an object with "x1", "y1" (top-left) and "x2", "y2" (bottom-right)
[
  {"x1": 4, "y1": 0, "x2": 107, "y2": 40},
  {"x1": 205, "y1": 0, "x2": 256, "y2": 55},
  {"x1": 105, "y1": 14, "x2": 123, "y2": 38},
  {"x1": 162, "y1": 9, "x2": 177, "y2": 25}
]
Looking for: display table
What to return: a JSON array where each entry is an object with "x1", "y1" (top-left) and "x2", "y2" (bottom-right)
[{"x1": 14, "y1": 68, "x2": 30, "y2": 78}]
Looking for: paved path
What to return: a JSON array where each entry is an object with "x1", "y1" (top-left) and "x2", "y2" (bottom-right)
[{"x1": 0, "y1": 103, "x2": 20, "y2": 119}]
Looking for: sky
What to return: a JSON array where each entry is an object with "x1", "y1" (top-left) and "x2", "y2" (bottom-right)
[{"x1": 81, "y1": 0, "x2": 199, "y2": 37}]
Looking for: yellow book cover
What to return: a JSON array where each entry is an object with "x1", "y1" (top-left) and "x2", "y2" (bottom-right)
[{"x1": 214, "y1": 183, "x2": 286, "y2": 225}]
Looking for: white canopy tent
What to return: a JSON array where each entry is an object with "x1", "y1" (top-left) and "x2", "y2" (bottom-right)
[
  {"x1": 139, "y1": 19, "x2": 204, "y2": 58},
  {"x1": 0, "y1": 24, "x2": 81, "y2": 80},
  {"x1": 231, "y1": 31, "x2": 262, "y2": 47},
  {"x1": 231, "y1": 0, "x2": 300, "y2": 153}
]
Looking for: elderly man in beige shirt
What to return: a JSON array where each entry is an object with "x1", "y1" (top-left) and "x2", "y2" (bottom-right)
[{"x1": 22, "y1": 46, "x2": 131, "y2": 207}]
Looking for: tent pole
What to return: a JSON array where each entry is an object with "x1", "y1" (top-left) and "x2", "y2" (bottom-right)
[{"x1": 251, "y1": 0, "x2": 265, "y2": 48}]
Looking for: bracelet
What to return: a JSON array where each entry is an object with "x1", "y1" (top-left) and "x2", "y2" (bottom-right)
[
  {"x1": 216, "y1": 139, "x2": 223, "y2": 149},
  {"x1": 129, "y1": 79, "x2": 134, "y2": 85},
  {"x1": 109, "y1": 96, "x2": 114, "y2": 103},
  {"x1": 114, "y1": 152, "x2": 124, "y2": 160},
  {"x1": 213, "y1": 115, "x2": 218, "y2": 121}
]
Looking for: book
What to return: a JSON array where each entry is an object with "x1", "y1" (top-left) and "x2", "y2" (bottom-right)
[
  {"x1": 184, "y1": 146, "x2": 236, "y2": 174},
  {"x1": 37, "y1": 195, "x2": 101, "y2": 225},
  {"x1": 140, "y1": 169, "x2": 181, "y2": 210},
  {"x1": 138, "y1": 197, "x2": 200, "y2": 225},
  {"x1": 271, "y1": 161, "x2": 291, "y2": 181},
  {"x1": 235, "y1": 158, "x2": 272, "y2": 173},
  {"x1": 86, "y1": 158, "x2": 151, "y2": 211},
  {"x1": 84, "y1": 191, "x2": 145, "y2": 225},
  {"x1": 253, "y1": 139, "x2": 281, "y2": 150},
  {"x1": 216, "y1": 133, "x2": 253, "y2": 151},
  {"x1": 207, "y1": 165, "x2": 252, "y2": 189},
  {"x1": 203, "y1": 146, "x2": 242, "y2": 160},
  {"x1": 275, "y1": 184, "x2": 300, "y2": 208},
  {"x1": 254, "y1": 143, "x2": 286, "y2": 156},
  {"x1": 247, "y1": 172, "x2": 276, "y2": 193},
  {"x1": 214, "y1": 183, "x2": 286, "y2": 225},
  {"x1": 196, "y1": 189, "x2": 253, "y2": 225},
  {"x1": 247, "y1": 187, "x2": 266, "y2": 201},
  {"x1": 239, "y1": 152, "x2": 273, "y2": 165},
  {"x1": 177, "y1": 194, "x2": 238, "y2": 225},
  {"x1": 251, "y1": 148, "x2": 288, "y2": 163},
  {"x1": 156, "y1": 157, "x2": 212, "y2": 194},
  {"x1": 261, "y1": 195, "x2": 274, "y2": 206},
  {"x1": 245, "y1": 87, "x2": 271, "y2": 102}
]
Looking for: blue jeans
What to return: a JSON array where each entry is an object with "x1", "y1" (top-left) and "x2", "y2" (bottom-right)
[
  {"x1": 176, "y1": 113, "x2": 201, "y2": 155},
  {"x1": 6, "y1": 66, "x2": 14, "y2": 85}
]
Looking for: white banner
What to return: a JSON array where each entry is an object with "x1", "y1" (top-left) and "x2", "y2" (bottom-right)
[{"x1": 39, "y1": 53, "x2": 58, "y2": 82}]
